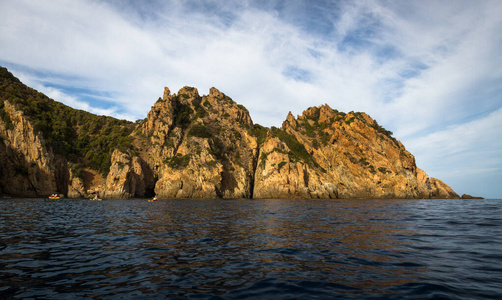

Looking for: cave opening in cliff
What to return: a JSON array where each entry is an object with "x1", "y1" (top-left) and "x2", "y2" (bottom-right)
[{"x1": 144, "y1": 175, "x2": 158, "y2": 198}]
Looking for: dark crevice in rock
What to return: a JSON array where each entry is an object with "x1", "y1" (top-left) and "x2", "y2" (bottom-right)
[{"x1": 249, "y1": 143, "x2": 261, "y2": 199}]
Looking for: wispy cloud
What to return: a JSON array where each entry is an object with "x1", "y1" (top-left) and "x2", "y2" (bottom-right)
[
  {"x1": 1, "y1": 0, "x2": 501, "y2": 197},
  {"x1": 16, "y1": 71, "x2": 135, "y2": 120},
  {"x1": 405, "y1": 107, "x2": 502, "y2": 198}
]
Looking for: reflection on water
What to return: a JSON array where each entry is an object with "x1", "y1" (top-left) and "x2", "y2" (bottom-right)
[{"x1": 1, "y1": 198, "x2": 501, "y2": 299}]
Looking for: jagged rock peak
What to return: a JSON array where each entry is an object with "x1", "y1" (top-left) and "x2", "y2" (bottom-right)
[
  {"x1": 299, "y1": 104, "x2": 341, "y2": 123},
  {"x1": 283, "y1": 111, "x2": 298, "y2": 130},
  {"x1": 177, "y1": 86, "x2": 200, "y2": 99},
  {"x1": 286, "y1": 111, "x2": 296, "y2": 122},
  {"x1": 282, "y1": 104, "x2": 340, "y2": 130},
  {"x1": 204, "y1": 87, "x2": 253, "y2": 126},
  {"x1": 209, "y1": 87, "x2": 224, "y2": 98},
  {"x1": 295, "y1": 104, "x2": 381, "y2": 128},
  {"x1": 163, "y1": 87, "x2": 171, "y2": 100}
]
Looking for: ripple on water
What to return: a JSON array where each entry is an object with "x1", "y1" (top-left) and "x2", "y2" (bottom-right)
[{"x1": 1, "y1": 198, "x2": 501, "y2": 299}]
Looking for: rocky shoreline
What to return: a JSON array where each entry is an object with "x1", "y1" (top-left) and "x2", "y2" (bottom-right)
[{"x1": 1, "y1": 67, "x2": 459, "y2": 199}]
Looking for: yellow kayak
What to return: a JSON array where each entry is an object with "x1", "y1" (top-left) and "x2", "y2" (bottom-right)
[
  {"x1": 90, "y1": 198, "x2": 102, "y2": 201},
  {"x1": 48, "y1": 196, "x2": 59, "y2": 199}
]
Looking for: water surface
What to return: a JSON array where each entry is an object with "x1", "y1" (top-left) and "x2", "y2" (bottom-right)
[{"x1": 1, "y1": 198, "x2": 501, "y2": 299}]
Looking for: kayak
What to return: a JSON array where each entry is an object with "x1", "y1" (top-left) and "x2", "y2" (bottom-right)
[
  {"x1": 90, "y1": 198, "x2": 102, "y2": 201},
  {"x1": 48, "y1": 196, "x2": 59, "y2": 199}
]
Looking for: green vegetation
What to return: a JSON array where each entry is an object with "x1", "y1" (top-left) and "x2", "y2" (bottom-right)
[
  {"x1": 272, "y1": 147, "x2": 287, "y2": 154},
  {"x1": 188, "y1": 123, "x2": 212, "y2": 138},
  {"x1": 249, "y1": 124, "x2": 268, "y2": 145},
  {"x1": 71, "y1": 163, "x2": 84, "y2": 178},
  {"x1": 203, "y1": 100, "x2": 213, "y2": 109},
  {"x1": 172, "y1": 100, "x2": 192, "y2": 129},
  {"x1": 378, "y1": 167, "x2": 391, "y2": 174},
  {"x1": 191, "y1": 97, "x2": 206, "y2": 119},
  {"x1": 209, "y1": 136, "x2": 225, "y2": 158},
  {"x1": 349, "y1": 111, "x2": 398, "y2": 146},
  {"x1": 343, "y1": 151, "x2": 378, "y2": 174},
  {"x1": 368, "y1": 165, "x2": 376, "y2": 174},
  {"x1": 344, "y1": 152, "x2": 359, "y2": 164},
  {"x1": 312, "y1": 139, "x2": 320, "y2": 149},
  {"x1": 205, "y1": 160, "x2": 218, "y2": 168},
  {"x1": 370, "y1": 120, "x2": 398, "y2": 146},
  {"x1": 166, "y1": 153, "x2": 191, "y2": 169},
  {"x1": 270, "y1": 126, "x2": 318, "y2": 167},
  {"x1": 117, "y1": 161, "x2": 126, "y2": 170},
  {"x1": 233, "y1": 129, "x2": 241, "y2": 140},
  {"x1": 179, "y1": 93, "x2": 190, "y2": 100},
  {"x1": 0, "y1": 100, "x2": 14, "y2": 130},
  {"x1": 0, "y1": 66, "x2": 135, "y2": 176},
  {"x1": 297, "y1": 110, "x2": 332, "y2": 147},
  {"x1": 345, "y1": 116, "x2": 356, "y2": 125},
  {"x1": 358, "y1": 157, "x2": 370, "y2": 166},
  {"x1": 304, "y1": 110, "x2": 320, "y2": 123},
  {"x1": 278, "y1": 161, "x2": 287, "y2": 171},
  {"x1": 260, "y1": 152, "x2": 268, "y2": 161},
  {"x1": 213, "y1": 92, "x2": 234, "y2": 104},
  {"x1": 185, "y1": 121, "x2": 226, "y2": 159},
  {"x1": 194, "y1": 104, "x2": 206, "y2": 118},
  {"x1": 319, "y1": 130, "x2": 331, "y2": 146},
  {"x1": 302, "y1": 120, "x2": 316, "y2": 137}
]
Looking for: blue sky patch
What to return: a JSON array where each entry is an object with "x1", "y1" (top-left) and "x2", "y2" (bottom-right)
[{"x1": 282, "y1": 66, "x2": 312, "y2": 82}]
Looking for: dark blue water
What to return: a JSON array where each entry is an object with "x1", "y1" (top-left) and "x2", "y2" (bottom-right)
[{"x1": 0, "y1": 198, "x2": 501, "y2": 299}]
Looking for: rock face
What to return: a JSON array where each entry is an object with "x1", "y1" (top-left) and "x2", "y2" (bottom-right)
[
  {"x1": 139, "y1": 86, "x2": 257, "y2": 199},
  {"x1": 256, "y1": 106, "x2": 458, "y2": 199},
  {"x1": 0, "y1": 66, "x2": 459, "y2": 199},
  {"x1": 0, "y1": 101, "x2": 60, "y2": 197},
  {"x1": 253, "y1": 131, "x2": 338, "y2": 198},
  {"x1": 103, "y1": 149, "x2": 155, "y2": 199}
]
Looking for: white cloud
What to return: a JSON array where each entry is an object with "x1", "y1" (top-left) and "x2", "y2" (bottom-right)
[
  {"x1": 389, "y1": 14, "x2": 502, "y2": 138},
  {"x1": 404, "y1": 107, "x2": 502, "y2": 198}
]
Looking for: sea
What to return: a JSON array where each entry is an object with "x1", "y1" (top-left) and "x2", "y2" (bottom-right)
[{"x1": 0, "y1": 198, "x2": 501, "y2": 299}]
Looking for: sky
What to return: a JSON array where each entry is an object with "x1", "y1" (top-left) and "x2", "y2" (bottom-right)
[{"x1": 0, "y1": 0, "x2": 501, "y2": 198}]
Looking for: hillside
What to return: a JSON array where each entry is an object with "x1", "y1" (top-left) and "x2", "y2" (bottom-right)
[{"x1": 0, "y1": 66, "x2": 458, "y2": 199}]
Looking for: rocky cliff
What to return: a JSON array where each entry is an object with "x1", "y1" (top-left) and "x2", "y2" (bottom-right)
[
  {"x1": 0, "y1": 100, "x2": 59, "y2": 196},
  {"x1": 143, "y1": 87, "x2": 257, "y2": 199},
  {"x1": 255, "y1": 106, "x2": 458, "y2": 198},
  {"x1": 0, "y1": 66, "x2": 458, "y2": 199}
]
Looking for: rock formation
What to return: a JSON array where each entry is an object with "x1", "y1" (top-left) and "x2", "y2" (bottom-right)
[
  {"x1": 460, "y1": 194, "x2": 484, "y2": 199},
  {"x1": 0, "y1": 66, "x2": 459, "y2": 199},
  {"x1": 103, "y1": 149, "x2": 155, "y2": 199},
  {"x1": 139, "y1": 86, "x2": 257, "y2": 199},
  {"x1": 0, "y1": 101, "x2": 59, "y2": 196}
]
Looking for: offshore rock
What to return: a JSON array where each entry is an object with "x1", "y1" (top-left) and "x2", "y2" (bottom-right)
[{"x1": 461, "y1": 194, "x2": 484, "y2": 199}]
